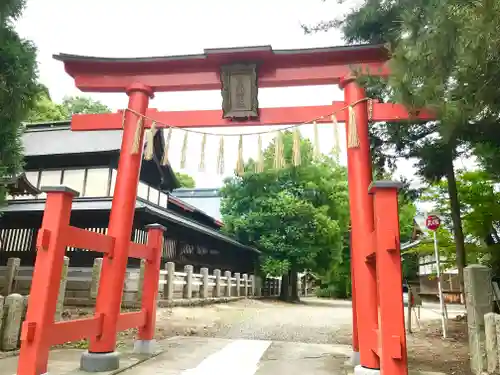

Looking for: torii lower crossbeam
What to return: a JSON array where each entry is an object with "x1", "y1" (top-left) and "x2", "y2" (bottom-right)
[{"x1": 70, "y1": 101, "x2": 433, "y2": 131}]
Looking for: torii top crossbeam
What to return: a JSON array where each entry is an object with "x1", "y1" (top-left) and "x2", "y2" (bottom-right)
[
  {"x1": 54, "y1": 44, "x2": 390, "y2": 92},
  {"x1": 54, "y1": 44, "x2": 431, "y2": 130}
]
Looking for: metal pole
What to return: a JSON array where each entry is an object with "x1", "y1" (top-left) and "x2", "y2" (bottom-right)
[{"x1": 433, "y1": 230, "x2": 447, "y2": 339}]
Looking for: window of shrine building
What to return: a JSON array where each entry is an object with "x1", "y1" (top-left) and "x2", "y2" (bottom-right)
[
  {"x1": 149, "y1": 187, "x2": 160, "y2": 205},
  {"x1": 84, "y1": 168, "x2": 110, "y2": 197},
  {"x1": 159, "y1": 192, "x2": 168, "y2": 208},
  {"x1": 110, "y1": 169, "x2": 117, "y2": 196},
  {"x1": 137, "y1": 181, "x2": 149, "y2": 200},
  {"x1": 38, "y1": 170, "x2": 62, "y2": 198},
  {"x1": 62, "y1": 169, "x2": 85, "y2": 195}
]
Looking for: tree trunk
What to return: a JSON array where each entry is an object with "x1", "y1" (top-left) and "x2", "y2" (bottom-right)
[
  {"x1": 444, "y1": 152, "x2": 466, "y2": 302},
  {"x1": 290, "y1": 266, "x2": 299, "y2": 302},
  {"x1": 280, "y1": 272, "x2": 290, "y2": 301}
]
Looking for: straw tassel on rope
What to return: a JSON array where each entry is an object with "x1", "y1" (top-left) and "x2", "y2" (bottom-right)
[
  {"x1": 180, "y1": 131, "x2": 189, "y2": 169},
  {"x1": 236, "y1": 135, "x2": 244, "y2": 176},
  {"x1": 331, "y1": 114, "x2": 340, "y2": 161},
  {"x1": 256, "y1": 135, "x2": 264, "y2": 173},
  {"x1": 347, "y1": 105, "x2": 360, "y2": 148},
  {"x1": 144, "y1": 121, "x2": 157, "y2": 160},
  {"x1": 292, "y1": 127, "x2": 301, "y2": 167},
  {"x1": 313, "y1": 121, "x2": 320, "y2": 160},
  {"x1": 217, "y1": 136, "x2": 225, "y2": 175},
  {"x1": 131, "y1": 115, "x2": 144, "y2": 155},
  {"x1": 199, "y1": 133, "x2": 207, "y2": 172},
  {"x1": 161, "y1": 128, "x2": 173, "y2": 166},
  {"x1": 273, "y1": 131, "x2": 285, "y2": 170}
]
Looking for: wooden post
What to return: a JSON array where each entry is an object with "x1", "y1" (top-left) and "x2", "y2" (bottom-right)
[
  {"x1": 370, "y1": 181, "x2": 407, "y2": 375},
  {"x1": 17, "y1": 186, "x2": 76, "y2": 375},
  {"x1": 164, "y1": 262, "x2": 175, "y2": 301},
  {"x1": 134, "y1": 224, "x2": 165, "y2": 354},
  {"x1": 213, "y1": 269, "x2": 221, "y2": 298},
  {"x1": 184, "y1": 265, "x2": 193, "y2": 299}
]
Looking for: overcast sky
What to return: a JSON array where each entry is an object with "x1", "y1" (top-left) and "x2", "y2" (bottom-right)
[{"x1": 15, "y1": 0, "x2": 471, "y2": 193}]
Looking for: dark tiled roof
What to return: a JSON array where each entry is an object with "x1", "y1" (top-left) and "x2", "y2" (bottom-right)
[{"x1": 1, "y1": 197, "x2": 259, "y2": 254}]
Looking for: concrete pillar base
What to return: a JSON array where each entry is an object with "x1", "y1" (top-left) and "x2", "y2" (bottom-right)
[
  {"x1": 80, "y1": 351, "x2": 120, "y2": 372},
  {"x1": 133, "y1": 339, "x2": 157, "y2": 354},
  {"x1": 350, "y1": 351, "x2": 360, "y2": 366},
  {"x1": 354, "y1": 365, "x2": 380, "y2": 375}
]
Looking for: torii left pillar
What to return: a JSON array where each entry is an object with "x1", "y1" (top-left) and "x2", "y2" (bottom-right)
[
  {"x1": 341, "y1": 77, "x2": 380, "y2": 373},
  {"x1": 80, "y1": 83, "x2": 153, "y2": 372}
]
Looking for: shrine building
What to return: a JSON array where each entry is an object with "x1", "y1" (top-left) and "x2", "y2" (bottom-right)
[{"x1": 0, "y1": 120, "x2": 259, "y2": 274}]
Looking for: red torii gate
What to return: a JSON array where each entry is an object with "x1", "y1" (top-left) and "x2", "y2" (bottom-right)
[{"x1": 17, "y1": 44, "x2": 432, "y2": 375}]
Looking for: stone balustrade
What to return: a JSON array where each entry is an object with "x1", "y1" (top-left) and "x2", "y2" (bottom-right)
[{"x1": 0, "y1": 257, "x2": 282, "y2": 352}]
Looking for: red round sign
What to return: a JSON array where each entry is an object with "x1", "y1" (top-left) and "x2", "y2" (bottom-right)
[{"x1": 426, "y1": 215, "x2": 441, "y2": 231}]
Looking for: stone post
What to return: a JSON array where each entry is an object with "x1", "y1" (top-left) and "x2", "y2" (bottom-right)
[
  {"x1": 0, "y1": 296, "x2": 4, "y2": 339},
  {"x1": 136, "y1": 259, "x2": 146, "y2": 302},
  {"x1": 249, "y1": 275, "x2": 255, "y2": 297},
  {"x1": 255, "y1": 276, "x2": 263, "y2": 297},
  {"x1": 55, "y1": 256, "x2": 69, "y2": 321},
  {"x1": 277, "y1": 278, "x2": 281, "y2": 296},
  {"x1": 17, "y1": 295, "x2": 28, "y2": 345},
  {"x1": 484, "y1": 312, "x2": 499, "y2": 373},
  {"x1": 164, "y1": 262, "x2": 175, "y2": 301},
  {"x1": 464, "y1": 264, "x2": 493, "y2": 375},
  {"x1": 200, "y1": 267, "x2": 209, "y2": 299},
  {"x1": 242, "y1": 274, "x2": 248, "y2": 297},
  {"x1": 90, "y1": 258, "x2": 103, "y2": 299},
  {"x1": 4, "y1": 257, "x2": 20, "y2": 295},
  {"x1": 224, "y1": 271, "x2": 232, "y2": 297},
  {"x1": 183, "y1": 265, "x2": 193, "y2": 299},
  {"x1": 1, "y1": 294, "x2": 24, "y2": 351},
  {"x1": 213, "y1": 269, "x2": 221, "y2": 298},
  {"x1": 235, "y1": 273, "x2": 241, "y2": 297}
]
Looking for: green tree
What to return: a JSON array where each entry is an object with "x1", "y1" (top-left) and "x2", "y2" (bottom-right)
[
  {"x1": 0, "y1": 1, "x2": 39, "y2": 205},
  {"x1": 418, "y1": 170, "x2": 500, "y2": 272},
  {"x1": 221, "y1": 131, "x2": 349, "y2": 301},
  {"x1": 300, "y1": 0, "x2": 500, "y2": 295},
  {"x1": 26, "y1": 85, "x2": 68, "y2": 122},
  {"x1": 61, "y1": 96, "x2": 111, "y2": 115},
  {"x1": 175, "y1": 172, "x2": 196, "y2": 188}
]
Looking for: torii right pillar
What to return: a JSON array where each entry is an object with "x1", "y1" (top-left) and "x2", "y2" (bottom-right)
[{"x1": 341, "y1": 75, "x2": 408, "y2": 375}]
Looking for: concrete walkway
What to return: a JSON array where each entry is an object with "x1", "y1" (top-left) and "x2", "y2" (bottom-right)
[{"x1": 2, "y1": 337, "x2": 351, "y2": 375}]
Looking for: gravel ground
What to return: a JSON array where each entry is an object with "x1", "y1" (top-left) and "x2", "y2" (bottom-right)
[{"x1": 1, "y1": 298, "x2": 471, "y2": 374}]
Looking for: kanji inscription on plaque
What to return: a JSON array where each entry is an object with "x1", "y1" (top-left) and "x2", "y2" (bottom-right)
[{"x1": 220, "y1": 64, "x2": 259, "y2": 120}]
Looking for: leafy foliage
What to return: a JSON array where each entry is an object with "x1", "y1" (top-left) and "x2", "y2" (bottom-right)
[
  {"x1": 0, "y1": 2, "x2": 39, "y2": 205},
  {"x1": 175, "y1": 172, "x2": 196, "y2": 188},
  {"x1": 26, "y1": 91, "x2": 112, "y2": 122},
  {"x1": 416, "y1": 170, "x2": 500, "y2": 273},
  {"x1": 300, "y1": 0, "x2": 500, "y2": 291},
  {"x1": 221, "y1": 132, "x2": 350, "y2": 299},
  {"x1": 61, "y1": 96, "x2": 111, "y2": 115}
]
